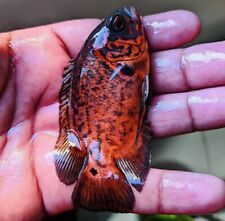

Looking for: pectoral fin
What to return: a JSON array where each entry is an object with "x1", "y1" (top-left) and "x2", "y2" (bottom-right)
[
  {"x1": 54, "y1": 130, "x2": 86, "y2": 185},
  {"x1": 116, "y1": 157, "x2": 149, "y2": 192},
  {"x1": 116, "y1": 122, "x2": 151, "y2": 192}
]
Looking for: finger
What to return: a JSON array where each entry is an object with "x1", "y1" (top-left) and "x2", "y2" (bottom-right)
[
  {"x1": 152, "y1": 41, "x2": 225, "y2": 94},
  {"x1": 51, "y1": 19, "x2": 100, "y2": 58},
  {"x1": 52, "y1": 10, "x2": 200, "y2": 58},
  {"x1": 149, "y1": 86, "x2": 225, "y2": 138},
  {"x1": 143, "y1": 10, "x2": 200, "y2": 51},
  {"x1": 134, "y1": 169, "x2": 225, "y2": 214},
  {"x1": 2, "y1": 26, "x2": 69, "y2": 126},
  {"x1": 0, "y1": 27, "x2": 72, "y2": 219},
  {"x1": 0, "y1": 120, "x2": 44, "y2": 220},
  {"x1": 0, "y1": 33, "x2": 10, "y2": 96},
  {"x1": 32, "y1": 129, "x2": 74, "y2": 215}
]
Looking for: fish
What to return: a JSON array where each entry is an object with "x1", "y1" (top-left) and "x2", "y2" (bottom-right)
[{"x1": 54, "y1": 6, "x2": 151, "y2": 212}]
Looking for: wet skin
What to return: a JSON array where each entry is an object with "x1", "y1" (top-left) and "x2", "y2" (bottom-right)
[{"x1": 0, "y1": 10, "x2": 225, "y2": 220}]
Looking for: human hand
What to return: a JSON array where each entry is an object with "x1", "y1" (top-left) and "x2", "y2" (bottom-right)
[{"x1": 0, "y1": 10, "x2": 224, "y2": 220}]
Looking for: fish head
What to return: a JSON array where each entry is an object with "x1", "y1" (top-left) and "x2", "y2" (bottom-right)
[{"x1": 83, "y1": 7, "x2": 147, "y2": 70}]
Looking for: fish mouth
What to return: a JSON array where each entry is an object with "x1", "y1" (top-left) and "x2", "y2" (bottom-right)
[
  {"x1": 122, "y1": 6, "x2": 140, "y2": 20},
  {"x1": 117, "y1": 6, "x2": 141, "y2": 25}
]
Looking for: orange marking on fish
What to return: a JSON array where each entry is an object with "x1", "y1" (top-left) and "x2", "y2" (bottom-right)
[{"x1": 54, "y1": 6, "x2": 151, "y2": 212}]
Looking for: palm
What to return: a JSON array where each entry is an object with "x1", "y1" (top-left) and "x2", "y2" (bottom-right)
[{"x1": 0, "y1": 11, "x2": 224, "y2": 220}]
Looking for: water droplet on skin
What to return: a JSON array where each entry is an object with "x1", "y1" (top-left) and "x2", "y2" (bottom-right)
[
  {"x1": 188, "y1": 95, "x2": 221, "y2": 104},
  {"x1": 44, "y1": 151, "x2": 55, "y2": 165},
  {"x1": 154, "y1": 56, "x2": 179, "y2": 72},
  {"x1": 162, "y1": 178, "x2": 184, "y2": 189},
  {"x1": 151, "y1": 99, "x2": 186, "y2": 112},
  {"x1": 30, "y1": 131, "x2": 58, "y2": 144},
  {"x1": 6, "y1": 122, "x2": 29, "y2": 148},
  {"x1": 145, "y1": 19, "x2": 176, "y2": 34},
  {"x1": 7, "y1": 122, "x2": 24, "y2": 139},
  {"x1": 0, "y1": 149, "x2": 25, "y2": 168},
  {"x1": 181, "y1": 51, "x2": 225, "y2": 68},
  {"x1": 10, "y1": 35, "x2": 48, "y2": 47}
]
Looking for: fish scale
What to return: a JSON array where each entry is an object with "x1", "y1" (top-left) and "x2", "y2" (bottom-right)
[{"x1": 54, "y1": 6, "x2": 151, "y2": 212}]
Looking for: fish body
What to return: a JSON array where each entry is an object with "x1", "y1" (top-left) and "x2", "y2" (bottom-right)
[{"x1": 54, "y1": 6, "x2": 151, "y2": 212}]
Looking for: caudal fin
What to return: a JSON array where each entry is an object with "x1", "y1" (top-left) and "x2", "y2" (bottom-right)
[{"x1": 72, "y1": 169, "x2": 135, "y2": 212}]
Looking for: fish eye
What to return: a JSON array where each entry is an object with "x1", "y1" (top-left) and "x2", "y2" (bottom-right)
[{"x1": 111, "y1": 15, "x2": 126, "y2": 32}]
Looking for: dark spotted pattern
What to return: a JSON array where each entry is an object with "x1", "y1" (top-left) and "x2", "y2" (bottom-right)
[{"x1": 54, "y1": 6, "x2": 151, "y2": 212}]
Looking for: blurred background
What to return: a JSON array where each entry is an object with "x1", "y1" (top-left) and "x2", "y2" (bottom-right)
[{"x1": 1, "y1": 0, "x2": 224, "y2": 220}]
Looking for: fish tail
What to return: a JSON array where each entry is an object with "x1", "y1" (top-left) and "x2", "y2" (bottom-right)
[{"x1": 72, "y1": 168, "x2": 135, "y2": 212}]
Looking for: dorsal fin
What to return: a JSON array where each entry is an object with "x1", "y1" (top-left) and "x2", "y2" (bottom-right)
[{"x1": 54, "y1": 59, "x2": 87, "y2": 185}]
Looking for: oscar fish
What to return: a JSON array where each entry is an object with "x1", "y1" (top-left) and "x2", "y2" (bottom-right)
[{"x1": 54, "y1": 6, "x2": 151, "y2": 212}]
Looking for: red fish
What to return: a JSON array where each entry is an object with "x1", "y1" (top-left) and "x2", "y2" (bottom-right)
[{"x1": 54, "y1": 6, "x2": 151, "y2": 212}]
